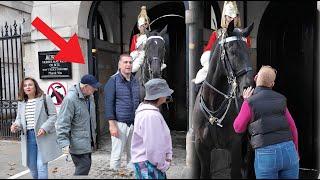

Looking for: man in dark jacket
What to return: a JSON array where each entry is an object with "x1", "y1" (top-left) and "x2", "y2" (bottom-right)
[
  {"x1": 104, "y1": 54, "x2": 140, "y2": 171},
  {"x1": 233, "y1": 65, "x2": 299, "y2": 179}
]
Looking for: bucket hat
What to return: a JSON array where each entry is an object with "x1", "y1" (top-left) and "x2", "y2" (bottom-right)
[{"x1": 144, "y1": 78, "x2": 173, "y2": 100}]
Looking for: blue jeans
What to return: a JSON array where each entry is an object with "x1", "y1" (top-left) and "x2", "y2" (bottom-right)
[
  {"x1": 27, "y1": 129, "x2": 48, "y2": 179},
  {"x1": 254, "y1": 140, "x2": 299, "y2": 179}
]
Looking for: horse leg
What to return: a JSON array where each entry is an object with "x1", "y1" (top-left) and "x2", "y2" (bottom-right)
[
  {"x1": 243, "y1": 139, "x2": 256, "y2": 179},
  {"x1": 192, "y1": 140, "x2": 201, "y2": 179},
  {"x1": 230, "y1": 134, "x2": 243, "y2": 178},
  {"x1": 195, "y1": 139, "x2": 212, "y2": 179}
]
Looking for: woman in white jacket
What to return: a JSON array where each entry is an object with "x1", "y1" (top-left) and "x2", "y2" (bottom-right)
[
  {"x1": 10, "y1": 77, "x2": 62, "y2": 179},
  {"x1": 131, "y1": 78, "x2": 174, "y2": 179}
]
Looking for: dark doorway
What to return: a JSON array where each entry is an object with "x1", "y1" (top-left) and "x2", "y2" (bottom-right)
[
  {"x1": 88, "y1": 1, "x2": 121, "y2": 148},
  {"x1": 257, "y1": 2, "x2": 318, "y2": 176},
  {"x1": 130, "y1": 2, "x2": 187, "y2": 131}
]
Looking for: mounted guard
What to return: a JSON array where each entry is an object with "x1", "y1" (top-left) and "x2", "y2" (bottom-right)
[
  {"x1": 130, "y1": 5, "x2": 167, "y2": 74},
  {"x1": 193, "y1": 1, "x2": 251, "y2": 88}
]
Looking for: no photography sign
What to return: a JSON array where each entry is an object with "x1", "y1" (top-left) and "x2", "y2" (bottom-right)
[{"x1": 47, "y1": 82, "x2": 67, "y2": 105}]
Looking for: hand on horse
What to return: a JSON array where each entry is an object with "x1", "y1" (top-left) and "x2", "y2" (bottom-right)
[{"x1": 243, "y1": 86, "x2": 254, "y2": 100}]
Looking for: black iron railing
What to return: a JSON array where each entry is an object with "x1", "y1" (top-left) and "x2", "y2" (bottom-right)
[{"x1": 0, "y1": 21, "x2": 23, "y2": 140}]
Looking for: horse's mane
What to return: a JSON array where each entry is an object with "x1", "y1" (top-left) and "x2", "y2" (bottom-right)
[{"x1": 206, "y1": 32, "x2": 224, "y2": 83}]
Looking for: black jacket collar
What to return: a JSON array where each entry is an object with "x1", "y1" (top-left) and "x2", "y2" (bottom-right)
[{"x1": 254, "y1": 86, "x2": 272, "y2": 94}]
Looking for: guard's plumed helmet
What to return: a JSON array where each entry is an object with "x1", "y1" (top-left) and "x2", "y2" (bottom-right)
[
  {"x1": 137, "y1": 6, "x2": 150, "y2": 30},
  {"x1": 221, "y1": 1, "x2": 241, "y2": 28}
]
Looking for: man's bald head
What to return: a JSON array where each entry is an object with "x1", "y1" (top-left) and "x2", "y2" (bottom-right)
[{"x1": 255, "y1": 66, "x2": 277, "y2": 88}]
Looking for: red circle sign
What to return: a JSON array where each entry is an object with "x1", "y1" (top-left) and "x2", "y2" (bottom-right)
[{"x1": 47, "y1": 82, "x2": 67, "y2": 105}]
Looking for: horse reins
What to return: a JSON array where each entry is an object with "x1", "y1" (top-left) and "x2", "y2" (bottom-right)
[{"x1": 199, "y1": 34, "x2": 253, "y2": 128}]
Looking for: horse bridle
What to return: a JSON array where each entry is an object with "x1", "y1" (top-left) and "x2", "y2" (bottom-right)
[
  {"x1": 199, "y1": 34, "x2": 253, "y2": 127},
  {"x1": 143, "y1": 36, "x2": 166, "y2": 82}
]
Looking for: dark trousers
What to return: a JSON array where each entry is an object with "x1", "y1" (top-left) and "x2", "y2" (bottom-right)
[{"x1": 70, "y1": 153, "x2": 92, "y2": 175}]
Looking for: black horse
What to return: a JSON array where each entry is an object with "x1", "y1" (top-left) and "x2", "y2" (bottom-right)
[
  {"x1": 135, "y1": 25, "x2": 169, "y2": 101},
  {"x1": 192, "y1": 20, "x2": 255, "y2": 179}
]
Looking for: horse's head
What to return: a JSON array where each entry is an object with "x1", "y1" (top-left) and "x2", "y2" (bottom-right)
[
  {"x1": 207, "y1": 20, "x2": 255, "y2": 98},
  {"x1": 143, "y1": 25, "x2": 167, "y2": 79},
  {"x1": 194, "y1": 23, "x2": 255, "y2": 178}
]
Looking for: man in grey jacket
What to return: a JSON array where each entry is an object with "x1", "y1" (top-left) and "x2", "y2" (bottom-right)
[{"x1": 56, "y1": 74, "x2": 101, "y2": 175}]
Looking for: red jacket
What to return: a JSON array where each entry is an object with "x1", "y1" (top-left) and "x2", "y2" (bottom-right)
[
  {"x1": 203, "y1": 31, "x2": 251, "y2": 52},
  {"x1": 130, "y1": 34, "x2": 138, "y2": 53}
]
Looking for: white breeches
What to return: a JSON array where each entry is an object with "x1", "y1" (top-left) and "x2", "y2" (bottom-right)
[{"x1": 130, "y1": 50, "x2": 145, "y2": 73}]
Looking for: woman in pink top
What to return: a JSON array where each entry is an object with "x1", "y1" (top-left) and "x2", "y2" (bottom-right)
[
  {"x1": 233, "y1": 65, "x2": 299, "y2": 179},
  {"x1": 131, "y1": 78, "x2": 174, "y2": 179}
]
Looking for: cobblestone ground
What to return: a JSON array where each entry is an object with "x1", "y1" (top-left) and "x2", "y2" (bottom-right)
[
  {"x1": 0, "y1": 140, "x2": 27, "y2": 178},
  {"x1": 3, "y1": 133, "x2": 318, "y2": 179},
  {"x1": 46, "y1": 130, "x2": 191, "y2": 179}
]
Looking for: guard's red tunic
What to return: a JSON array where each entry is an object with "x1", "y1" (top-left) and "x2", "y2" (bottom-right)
[
  {"x1": 130, "y1": 34, "x2": 139, "y2": 53},
  {"x1": 203, "y1": 31, "x2": 251, "y2": 52}
]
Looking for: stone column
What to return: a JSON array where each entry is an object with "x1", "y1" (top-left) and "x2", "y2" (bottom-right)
[
  {"x1": 28, "y1": 1, "x2": 90, "y2": 93},
  {"x1": 317, "y1": 2, "x2": 320, "y2": 177},
  {"x1": 185, "y1": 0, "x2": 203, "y2": 177},
  {"x1": 18, "y1": 2, "x2": 92, "y2": 122}
]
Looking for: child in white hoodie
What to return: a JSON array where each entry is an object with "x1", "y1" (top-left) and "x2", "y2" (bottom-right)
[{"x1": 131, "y1": 78, "x2": 174, "y2": 179}]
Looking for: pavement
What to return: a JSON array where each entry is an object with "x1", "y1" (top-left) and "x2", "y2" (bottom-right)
[
  {"x1": 0, "y1": 131, "x2": 192, "y2": 179},
  {"x1": 0, "y1": 140, "x2": 28, "y2": 178},
  {"x1": 2, "y1": 131, "x2": 319, "y2": 179}
]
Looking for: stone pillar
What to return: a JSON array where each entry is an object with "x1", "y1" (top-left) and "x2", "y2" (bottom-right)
[
  {"x1": 185, "y1": 0, "x2": 203, "y2": 175},
  {"x1": 317, "y1": 2, "x2": 320, "y2": 176},
  {"x1": 27, "y1": 1, "x2": 90, "y2": 97}
]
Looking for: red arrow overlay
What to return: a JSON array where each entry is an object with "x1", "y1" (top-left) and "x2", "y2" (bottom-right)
[{"x1": 31, "y1": 17, "x2": 85, "y2": 64}]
